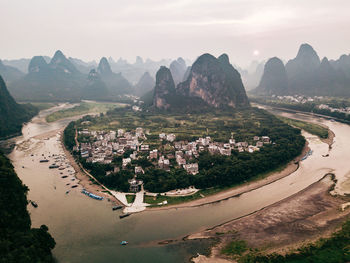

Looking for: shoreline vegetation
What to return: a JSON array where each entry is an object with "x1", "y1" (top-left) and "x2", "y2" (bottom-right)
[
  {"x1": 0, "y1": 152, "x2": 55, "y2": 262},
  {"x1": 250, "y1": 97, "x2": 350, "y2": 124},
  {"x1": 45, "y1": 101, "x2": 126, "y2": 123}
]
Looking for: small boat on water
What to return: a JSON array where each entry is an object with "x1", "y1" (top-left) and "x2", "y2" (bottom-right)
[
  {"x1": 66, "y1": 190, "x2": 70, "y2": 194},
  {"x1": 112, "y1": 205, "x2": 123, "y2": 210},
  {"x1": 120, "y1": 241, "x2": 128, "y2": 245},
  {"x1": 49, "y1": 165, "x2": 59, "y2": 169},
  {"x1": 31, "y1": 201, "x2": 38, "y2": 208},
  {"x1": 58, "y1": 167, "x2": 65, "y2": 170},
  {"x1": 71, "y1": 185, "x2": 78, "y2": 188},
  {"x1": 119, "y1": 213, "x2": 131, "y2": 219},
  {"x1": 61, "y1": 175, "x2": 68, "y2": 178}
]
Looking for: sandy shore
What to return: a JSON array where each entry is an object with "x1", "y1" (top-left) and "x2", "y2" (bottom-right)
[
  {"x1": 59, "y1": 129, "x2": 124, "y2": 206},
  {"x1": 189, "y1": 173, "x2": 350, "y2": 262}
]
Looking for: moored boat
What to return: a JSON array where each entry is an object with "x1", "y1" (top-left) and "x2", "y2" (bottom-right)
[
  {"x1": 120, "y1": 241, "x2": 128, "y2": 245},
  {"x1": 119, "y1": 213, "x2": 131, "y2": 219},
  {"x1": 112, "y1": 205, "x2": 123, "y2": 210}
]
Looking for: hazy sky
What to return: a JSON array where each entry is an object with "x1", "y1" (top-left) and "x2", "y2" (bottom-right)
[{"x1": 1, "y1": 0, "x2": 350, "y2": 67}]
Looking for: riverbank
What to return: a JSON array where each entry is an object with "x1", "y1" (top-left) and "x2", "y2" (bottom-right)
[
  {"x1": 148, "y1": 142, "x2": 310, "y2": 212},
  {"x1": 188, "y1": 107, "x2": 350, "y2": 263},
  {"x1": 189, "y1": 173, "x2": 350, "y2": 262},
  {"x1": 60, "y1": 130, "x2": 124, "y2": 206}
]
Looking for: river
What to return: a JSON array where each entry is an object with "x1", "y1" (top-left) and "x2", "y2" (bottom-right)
[{"x1": 7, "y1": 104, "x2": 350, "y2": 263}]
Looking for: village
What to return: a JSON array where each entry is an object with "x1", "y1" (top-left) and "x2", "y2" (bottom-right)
[{"x1": 76, "y1": 127, "x2": 271, "y2": 192}]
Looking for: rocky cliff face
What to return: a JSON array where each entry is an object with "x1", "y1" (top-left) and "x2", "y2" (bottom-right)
[
  {"x1": 256, "y1": 57, "x2": 288, "y2": 95},
  {"x1": 177, "y1": 53, "x2": 249, "y2": 108},
  {"x1": 153, "y1": 66, "x2": 176, "y2": 110}
]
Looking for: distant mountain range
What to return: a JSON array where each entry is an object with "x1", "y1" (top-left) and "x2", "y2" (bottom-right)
[
  {"x1": 152, "y1": 53, "x2": 250, "y2": 111},
  {"x1": 0, "y1": 74, "x2": 38, "y2": 138},
  {"x1": 2, "y1": 51, "x2": 190, "y2": 102},
  {"x1": 255, "y1": 44, "x2": 350, "y2": 97}
]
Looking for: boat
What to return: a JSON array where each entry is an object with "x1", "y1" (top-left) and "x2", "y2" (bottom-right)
[
  {"x1": 120, "y1": 241, "x2": 128, "y2": 245},
  {"x1": 61, "y1": 175, "x2": 68, "y2": 178},
  {"x1": 66, "y1": 190, "x2": 70, "y2": 194},
  {"x1": 119, "y1": 213, "x2": 131, "y2": 219},
  {"x1": 30, "y1": 201, "x2": 38, "y2": 208},
  {"x1": 58, "y1": 167, "x2": 65, "y2": 170},
  {"x1": 71, "y1": 185, "x2": 78, "y2": 188},
  {"x1": 66, "y1": 183, "x2": 70, "y2": 185},
  {"x1": 81, "y1": 189, "x2": 104, "y2": 200},
  {"x1": 49, "y1": 165, "x2": 59, "y2": 169},
  {"x1": 112, "y1": 205, "x2": 123, "y2": 210}
]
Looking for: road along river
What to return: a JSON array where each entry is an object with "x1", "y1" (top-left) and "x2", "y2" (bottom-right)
[{"x1": 7, "y1": 104, "x2": 350, "y2": 263}]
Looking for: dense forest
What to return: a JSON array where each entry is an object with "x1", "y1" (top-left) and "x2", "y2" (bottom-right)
[
  {"x1": 0, "y1": 75, "x2": 38, "y2": 139},
  {"x1": 241, "y1": 220, "x2": 350, "y2": 263},
  {"x1": 0, "y1": 152, "x2": 55, "y2": 262},
  {"x1": 64, "y1": 108, "x2": 305, "y2": 193}
]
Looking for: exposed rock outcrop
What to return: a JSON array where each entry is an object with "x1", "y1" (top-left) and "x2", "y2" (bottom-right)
[
  {"x1": 177, "y1": 53, "x2": 249, "y2": 108},
  {"x1": 153, "y1": 66, "x2": 176, "y2": 110}
]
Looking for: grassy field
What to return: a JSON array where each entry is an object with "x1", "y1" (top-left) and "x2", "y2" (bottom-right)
[
  {"x1": 46, "y1": 101, "x2": 126, "y2": 122},
  {"x1": 278, "y1": 116, "x2": 329, "y2": 139},
  {"x1": 29, "y1": 102, "x2": 58, "y2": 111},
  {"x1": 126, "y1": 194, "x2": 135, "y2": 204},
  {"x1": 144, "y1": 189, "x2": 220, "y2": 206}
]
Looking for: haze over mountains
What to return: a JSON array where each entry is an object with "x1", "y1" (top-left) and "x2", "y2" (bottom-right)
[
  {"x1": 255, "y1": 43, "x2": 350, "y2": 97},
  {"x1": 2, "y1": 51, "x2": 191, "y2": 102}
]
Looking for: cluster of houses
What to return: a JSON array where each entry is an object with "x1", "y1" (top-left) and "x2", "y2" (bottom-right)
[
  {"x1": 77, "y1": 128, "x2": 271, "y2": 179},
  {"x1": 318, "y1": 104, "x2": 350, "y2": 114},
  {"x1": 271, "y1": 94, "x2": 322, "y2": 104}
]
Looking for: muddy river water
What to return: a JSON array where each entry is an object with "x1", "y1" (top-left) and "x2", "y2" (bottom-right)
[{"x1": 7, "y1": 104, "x2": 350, "y2": 263}]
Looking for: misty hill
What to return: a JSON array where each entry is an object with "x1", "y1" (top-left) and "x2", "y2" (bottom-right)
[
  {"x1": 255, "y1": 57, "x2": 288, "y2": 95},
  {"x1": 97, "y1": 57, "x2": 133, "y2": 95},
  {"x1": 10, "y1": 50, "x2": 84, "y2": 101},
  {"x1": 134, "y1": 72, "x2": 155, "y2": 96},
  {"x1": 2, "y1": 57, "x2": 50, "y2": 73},
  {"x1": 0, "y1": 60, "x2": 25, "y2": 84},
  {"x1": 254, "y1": 44, "x2": 350, "y2": 97},
  {"x1": 82, "y1": 69, "x2": 109, "y2": 100},
  {"x1": 0, "y1": 75, "x2": 38, "y2": 138},
  {"x1": 169, "y1": 57, "x2": 187, "y2": 85},
  {"x1": 69, "y1": 57, "x2": 96, "y2": 74},
  {"x1": 240, "y1": 60, "x2": 265, "y2": 91},
  {"x1": 152, "y1": 53, "x2": 250, "y2": 111},
  {"x1": 108, "y1": 56, "x2": 172, "y2": 84}
]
